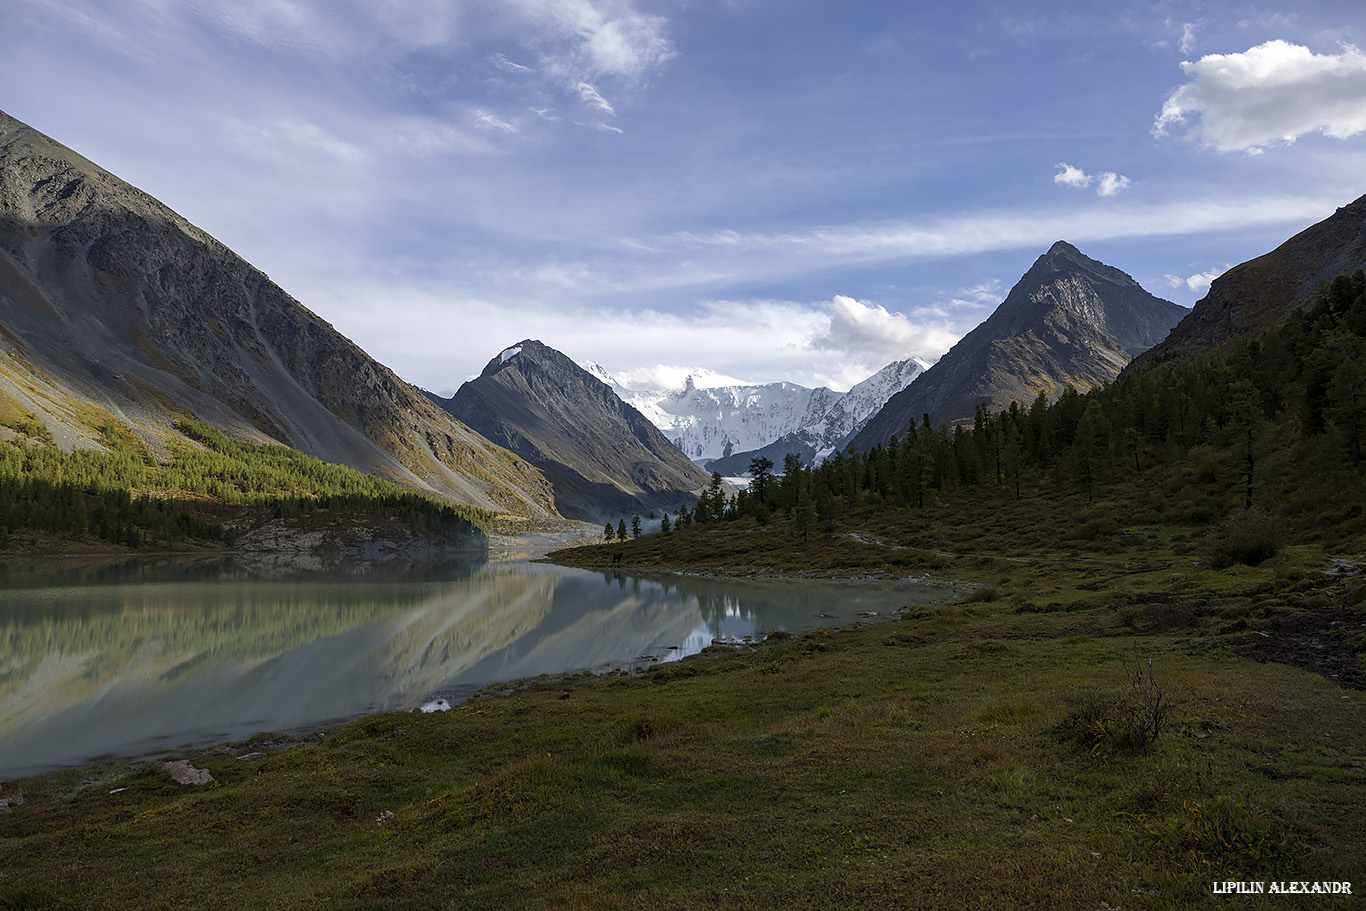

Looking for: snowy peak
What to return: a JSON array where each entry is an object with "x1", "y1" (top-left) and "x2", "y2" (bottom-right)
[{"x1": 594, "y1": 357, "x2": 928, "y2": 465}]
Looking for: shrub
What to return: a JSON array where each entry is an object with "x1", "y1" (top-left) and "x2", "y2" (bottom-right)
[
  {"x1": 1054, "y1": 654, "x2": 1171, "y2": 753},
  {"x1": 957, "y1": 585, "x2": 999, "y2": 604},
  {"x1": 1067, "y1": 515, "x2": 1120, "y2": 540},
  {"x1": 1203, "y1": 508, "x2": 1284, "y2": 569}
]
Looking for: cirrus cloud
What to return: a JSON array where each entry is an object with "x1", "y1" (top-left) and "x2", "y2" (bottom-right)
[{"x1": 1154, "y1": 40, "x2": 1366, "y2": 152}]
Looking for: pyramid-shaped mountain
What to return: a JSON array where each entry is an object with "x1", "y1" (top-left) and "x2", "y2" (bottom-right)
[
  {"x1": 852, "y1": 242, "x2": 1187, "y2": 448},
  {"x1": 1130, "y1": 194, "x2": 1366, "y2": 372},
  {"x1": 438, "y1": 341, "x2": 713, "y2": 522},
  {"x1": 0, "y1": 109, "x2": 554, "y2": 516}
]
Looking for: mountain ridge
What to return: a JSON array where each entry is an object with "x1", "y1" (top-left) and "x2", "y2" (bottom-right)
[
  {"x1": 1129, "y1": 194, "x2": 1366, "y2": 372},
  {"x1": 439, "y1": 340, "x2": 713, "y2": 522},
  {"x1": 852, "y1": 242, "x2": 1187, "y2": 449},
  {"x1": 0, "y1": 108, "x2": 556, "y2": 516}
]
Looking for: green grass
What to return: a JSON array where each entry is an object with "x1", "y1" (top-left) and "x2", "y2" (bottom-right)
[
  {"x1": 4, "y1": 460, "x2": 1364, "y2": 908},
  {"x1": 3, "y1": 532, "x2": 1363, "y2": 908}
]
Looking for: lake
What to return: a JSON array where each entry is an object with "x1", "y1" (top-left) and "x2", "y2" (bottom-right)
[{"x1": 0, "y1": 551, "x2": 958, "y2": 778}]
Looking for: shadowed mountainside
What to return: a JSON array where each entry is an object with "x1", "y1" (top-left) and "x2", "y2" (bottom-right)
[
  {"x1": 1128, "y1": 194, "x2": 1366, "y2": 373},
  {"x1": 0, "y1": 109, "x2": 554, "y2": 516},
  {"x1": 853, "y1": 242, "x2": 1186, "y2": 447},
  {"x1": 438, "y1": 340, "x2": 712, "y2": 522}
]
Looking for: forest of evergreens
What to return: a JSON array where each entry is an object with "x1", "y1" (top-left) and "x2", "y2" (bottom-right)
[
  {"x1": 0, "y1": 417, "x2": 492, "y2": 549},
  {"x1": 647, "y1": 271, "x2": 1366, "y2": 555}
]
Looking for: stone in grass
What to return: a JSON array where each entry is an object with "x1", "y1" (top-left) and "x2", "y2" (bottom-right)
[
  {"x1": 159, "y1": 760, "x2": 216, "y2": 786},
  {"x1": 0, "y1": 781, "x2": 24, "y2": 811}
]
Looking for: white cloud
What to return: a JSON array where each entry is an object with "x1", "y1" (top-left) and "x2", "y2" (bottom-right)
[
  {"x1": 1054, "y1": 163, "x2": 1130, "y2": 196},
  {"x1": 942, "y1": 280, "x2": 1004, "y2": 312},
  {"x1": 577, "y1": 81, "x2": 617, "y2": 115},
  {"x1": 474, "y1": 109, "x2": 518, "y2": 133},
  {"x1": 1179, "y1": 22, "x2": 1196, "y2": 55},
  {"x1": 807, "y1": 296, "x2": 952, "y2": 366},
  {"x1": 515, "y1": 0, "x2": 677, "y2": 77},
  {"x1": 662, "y1": 194, "x2": 1330, "y2": 278},
  {"x1": 317, "y1": 282, "x2": 954, "y2": 394},
  {"x1": 1154, "y1": 40, "x2": 1366, "y2": 151},
  {"x1": 494, "y1": 53, "x2": 533, "y2": 73},
  {"x1": 1053, "y1": 163, "x2": 1092, "y2": 189},
  {"x1": 1096, "y1": 172, "x2": 1131, "y2": 196},
  {"x1": 1165, "y1": 266, "x2": 1227, "y2": 294}
]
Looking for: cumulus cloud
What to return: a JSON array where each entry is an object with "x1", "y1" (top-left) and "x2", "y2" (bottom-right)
[
  {"x1": 1154, "y1": 40, "x2": 1366, "y2": 152},
  {"x1": 1165, "y1": 266, "x2": 1227, "y2": 294},
  {"x1": 806, "y1": 296, "x2": 952, "y2": 366},
  {"x1": 1053, "y1": 163, "x2": 1092, "y2": 189},
  {"x1": 1054, "y1": 163, "x2": 1130, "y2": 196},
  {"x1": 1096, "y1": 172, "x2": 1131, "y2": 196}
]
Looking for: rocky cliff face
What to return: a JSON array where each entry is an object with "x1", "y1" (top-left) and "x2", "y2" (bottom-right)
[
  {"x1": 439, "y1": 341, "x2": 713, "y2": 521},
  {"x1": 0, "y1": 109, "x2": 555, "y2": 516},
  {"x1": 1129, "y1": 194, "x2": 1366, "y2": 372},
  {"x1": 853, "y1": 242, "x2": 1187, "y2": 448}
]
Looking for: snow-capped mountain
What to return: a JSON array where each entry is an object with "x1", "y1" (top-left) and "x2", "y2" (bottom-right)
[{"x1": 585, "y1": 357, "x2": 929, "y2": 466}]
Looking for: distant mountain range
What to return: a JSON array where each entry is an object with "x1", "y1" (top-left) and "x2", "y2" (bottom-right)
[
  {"x1": 590, "y1": 357, "x2": 928, "y2": 470},
  {"x1": 0, "y1": 108, "x2": 555, "y2": 516},
  {"x1": 853, "y1": 242, "x2": 1188, "y2": 450},
  {"x1": 436, "y1": 341, "x2": 712, "y2": 522}
]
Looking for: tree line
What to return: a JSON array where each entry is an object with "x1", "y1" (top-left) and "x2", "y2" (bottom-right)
[
  {"x1": 632, "y1": 270, "x2": 1366, "y2": 540},
  {"x1": 0, "y1": 417, "x2": 494, "y2": 548}
]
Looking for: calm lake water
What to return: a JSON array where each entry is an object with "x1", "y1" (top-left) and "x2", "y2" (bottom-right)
[{"x1": 0, "y1": 551, "x2": 958, "y2": 778}]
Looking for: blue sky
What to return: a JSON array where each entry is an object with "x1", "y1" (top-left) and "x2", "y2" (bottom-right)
[{"x1": 4, "y1": 1, "x2": 1365, "y2": 394}]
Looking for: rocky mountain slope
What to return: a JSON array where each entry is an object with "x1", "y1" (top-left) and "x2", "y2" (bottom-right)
[
  {"x1": 437, "y1": 341, "x2": 713, "y2": 521},
  {"x1": 703, "y1": 357, "x2": 930, "y2": 474},
  {"x1": 0, "y1": 109, "x2": 555, "y2": 516},
  {"x1": 853, "y1": 242, "x2": 1187, "y2": 448},
  {"x1": 1129, "y1": 194, "x2": 1366, "y2": 372},
  {"x1": 592, "y1": 357, "x2": 927, "y2": 467}
]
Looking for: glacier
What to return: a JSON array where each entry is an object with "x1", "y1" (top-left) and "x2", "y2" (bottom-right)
[{"x1": 584, "y1": 357, "x2": 930, "y2": 466}]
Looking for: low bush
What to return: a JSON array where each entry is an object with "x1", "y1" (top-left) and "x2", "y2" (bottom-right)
[
  {"x1": 1204, "y1": 508, "x2": 1285, "y2": 569},
  {"x1": 1054, "y1": 655, "x2": 1171, "y2": 753}
]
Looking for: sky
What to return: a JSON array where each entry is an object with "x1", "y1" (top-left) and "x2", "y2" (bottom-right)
[{"x1": 4, "y1": 1, "x2": 1366, "y2": 395}]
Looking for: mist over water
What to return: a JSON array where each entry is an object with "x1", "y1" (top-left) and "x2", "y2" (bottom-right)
[{"x1": 0, "y1": 555, "x2": 954, "y2": 778}]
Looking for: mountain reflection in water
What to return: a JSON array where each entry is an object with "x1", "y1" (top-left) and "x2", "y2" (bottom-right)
[{"x1": 0, "y1": 554, "x2": 953, "y2": 777}]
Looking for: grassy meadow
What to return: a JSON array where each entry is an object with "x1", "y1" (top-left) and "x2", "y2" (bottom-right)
[{"x1": 2, "y1": 464, "x2": 1363, "y2": 910}]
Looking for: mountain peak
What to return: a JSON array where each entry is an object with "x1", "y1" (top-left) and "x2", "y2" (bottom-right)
[
  {"x1": 851, "y1": 243, "x2": 1186, "y2": 446},
  {"x1": 0, "y1": 108, "x2": 558, "y2": 517},
  {"x1": 444, "y1": 341, "x2": 710, "y2": 521}
]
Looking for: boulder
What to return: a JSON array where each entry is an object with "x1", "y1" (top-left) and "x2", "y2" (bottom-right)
[{"x1": 159, "y1": 760, "x2": 215, "y2": 786}]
